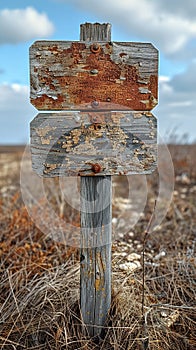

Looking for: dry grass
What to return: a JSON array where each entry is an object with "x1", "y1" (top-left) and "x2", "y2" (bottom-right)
[{"x1": 0, "y1": 145, "x2": 195, "y2": 349}]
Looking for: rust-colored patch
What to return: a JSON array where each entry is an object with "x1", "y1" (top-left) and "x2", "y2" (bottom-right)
[
  {"x1": 91, "y1": 163, "x2": 102, "y2": 173},
  {"x1": 95, "y1": 278, "x2": 104, "y2": 291},
  {"x1": 31, "y1": 94, "x2": 64, "y2": 110},
  {"x1": 30, "y1": 41, "x2": 158, "y2": 111}
]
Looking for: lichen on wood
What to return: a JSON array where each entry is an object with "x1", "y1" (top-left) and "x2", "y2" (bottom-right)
[{"x1": 30, "y1": 111, "x2": 157, "y2": 177}]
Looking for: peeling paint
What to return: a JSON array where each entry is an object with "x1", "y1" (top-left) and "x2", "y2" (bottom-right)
[
  {"x1": 139, "y1": 87, "x2": 151, "y2": 94},
  {"x1": 141, "y1": 95, "x2": 158, "y2": 109},
  {"x1": 43, "y1": 163, "x2": 58, "y2": 174},
  {"x1": 31, "y1": 110, "x2": 157, "y2": 177},
  {"x1": 30, "y1": 41, "x2": 158, "y2": 111},
  {"x1": 36, "y1": 125, "x2": 56, "y2": 145}
]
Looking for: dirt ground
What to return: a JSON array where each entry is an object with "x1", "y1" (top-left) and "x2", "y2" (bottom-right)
[{"x1": 0, "y1": 144, "x2": 195, "y2": 349}]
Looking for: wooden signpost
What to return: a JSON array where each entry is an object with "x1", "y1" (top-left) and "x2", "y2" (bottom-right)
[{"x1": 29, "y1": 23, "x2": 158, "y2": 337}]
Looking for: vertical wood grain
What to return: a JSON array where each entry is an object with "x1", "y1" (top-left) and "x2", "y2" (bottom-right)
[
  {"x1": 80, "y1": 176, "x2": 112, "y2": 336},
  {"x1": 80, "y1": 23, "x2": 112, "y2": 337},
  {"x1": 80, "y1": 23, "x2": 111, "y2": 42}
]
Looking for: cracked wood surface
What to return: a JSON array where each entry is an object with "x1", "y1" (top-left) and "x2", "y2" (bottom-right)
[
  {"x1": 30, "y1": 111, "x2": 157, "y2": 177},
  {"x1": 30, "y1": 41, "x2": 158, "y2": 111},
  {"x1": 80, "y1": 176, "x2": 112, "y2": 336}
]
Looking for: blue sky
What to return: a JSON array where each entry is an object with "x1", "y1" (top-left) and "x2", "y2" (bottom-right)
[{"x1": 0, "y1": 0, "x2": 196, "y2": 144}]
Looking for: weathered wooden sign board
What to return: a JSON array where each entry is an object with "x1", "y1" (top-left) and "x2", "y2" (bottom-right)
[
  {"x1": 29, "y1": 22, "x2": 159, "y2": 338},
  {"x1": 31, "y1": 111, "x2": 157, "y2": 177},
  {"x1": 30, "y1": 41, "x2": 158, "y2": 111}
]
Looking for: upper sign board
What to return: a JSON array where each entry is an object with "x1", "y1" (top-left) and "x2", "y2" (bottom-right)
[{"x1": 30, "y1": 41, "x2": 158, "y2": 111}]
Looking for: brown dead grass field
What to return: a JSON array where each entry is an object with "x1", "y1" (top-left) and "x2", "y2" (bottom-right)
[{"x1": 0, "y1": 145, "x2": 195, "y2": 350}]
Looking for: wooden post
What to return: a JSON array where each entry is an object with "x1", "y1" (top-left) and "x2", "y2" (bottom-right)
[
  {"x1": 80, "y1": 23, "x2": 112, "y2": 337},
  {"x1": 29, "y1": 21, "x2": 158, "y2": 339},
  {"x1": 80, "y1": 176, "x2": 112, "y2": 336}
]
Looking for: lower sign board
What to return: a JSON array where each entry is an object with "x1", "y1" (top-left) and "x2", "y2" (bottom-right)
[{"x1": 30, "y1": 111, "x2": 157, "y2": 177}]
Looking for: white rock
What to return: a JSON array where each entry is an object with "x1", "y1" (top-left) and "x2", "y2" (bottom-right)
[
  {"x1": 126, "y1": 243, "x2": 133, "y2": 248},
  {"x1": 176, "y1": 173, "x2": 190, "y2": 185},
  {"x1": 154, "y1": 251, "x2": 166, "y2": 260},
  {"x1": 128, "y1": 231, "x2": 134, "y2": 238},
  {"x1": 127, "y1": 253, "x2": 141, "y2": 261},
  {"x1": 134, "y1": 240, "x2": 139, "y2": 244},
  {"x1": 119, "y1": 261, "x2": 141, "y2": 272},
  {"x1": 181, "y1": 187, "x2": 188, "y2": 193},
  {"x1": 118, "y1": 233, "x2": 124, "y2": 239},
  {"x1": 113, "y1": 252, "x2": 127, "y2": 257},
  {"x1": 112, "y1": 217, "x2": 118, "y2": 225}
]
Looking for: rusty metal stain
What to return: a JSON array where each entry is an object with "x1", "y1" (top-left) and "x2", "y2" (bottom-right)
[
  {"x1": 95, "y1": 278, "x2": 102, "y2": 291},
  {"x1": 94, "y1": 251, "x2": 105, "y2": 291},
  {"x1": 30, "y1": 41, "x2": 158, "y2": 111}
]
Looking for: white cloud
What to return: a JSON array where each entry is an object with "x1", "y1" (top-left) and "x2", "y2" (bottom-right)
[
  {"x1": 0, "y1": 83, "x2": 29, "y2": 110},
  {"x1": 155, "y1": 0, "x2": 196, "y2": 20},
  {"x1": 169, "y1": 101, "x2": 193, "y2": 108},
  {"x1": 156, "y1": 69, "x2": 196, "y2": 142},
  {"x1": 0, "y1": 7, "x2": 54, "y2": 44},
  {"x1": 159, "y1": 76, "x2": 171, "y2": 83},
  {"x1": 0, "y1": 83, "x2": 35, "y2": 144},
  {"x1": 159, "y1": 76, "x2": 172, "y2": 94},
  {"x1": 170, "y1": 62, "x2": 196, "y2": 92},
  {"x1": 63, "y1": 0, "x2": 196, "y2": 59}
]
